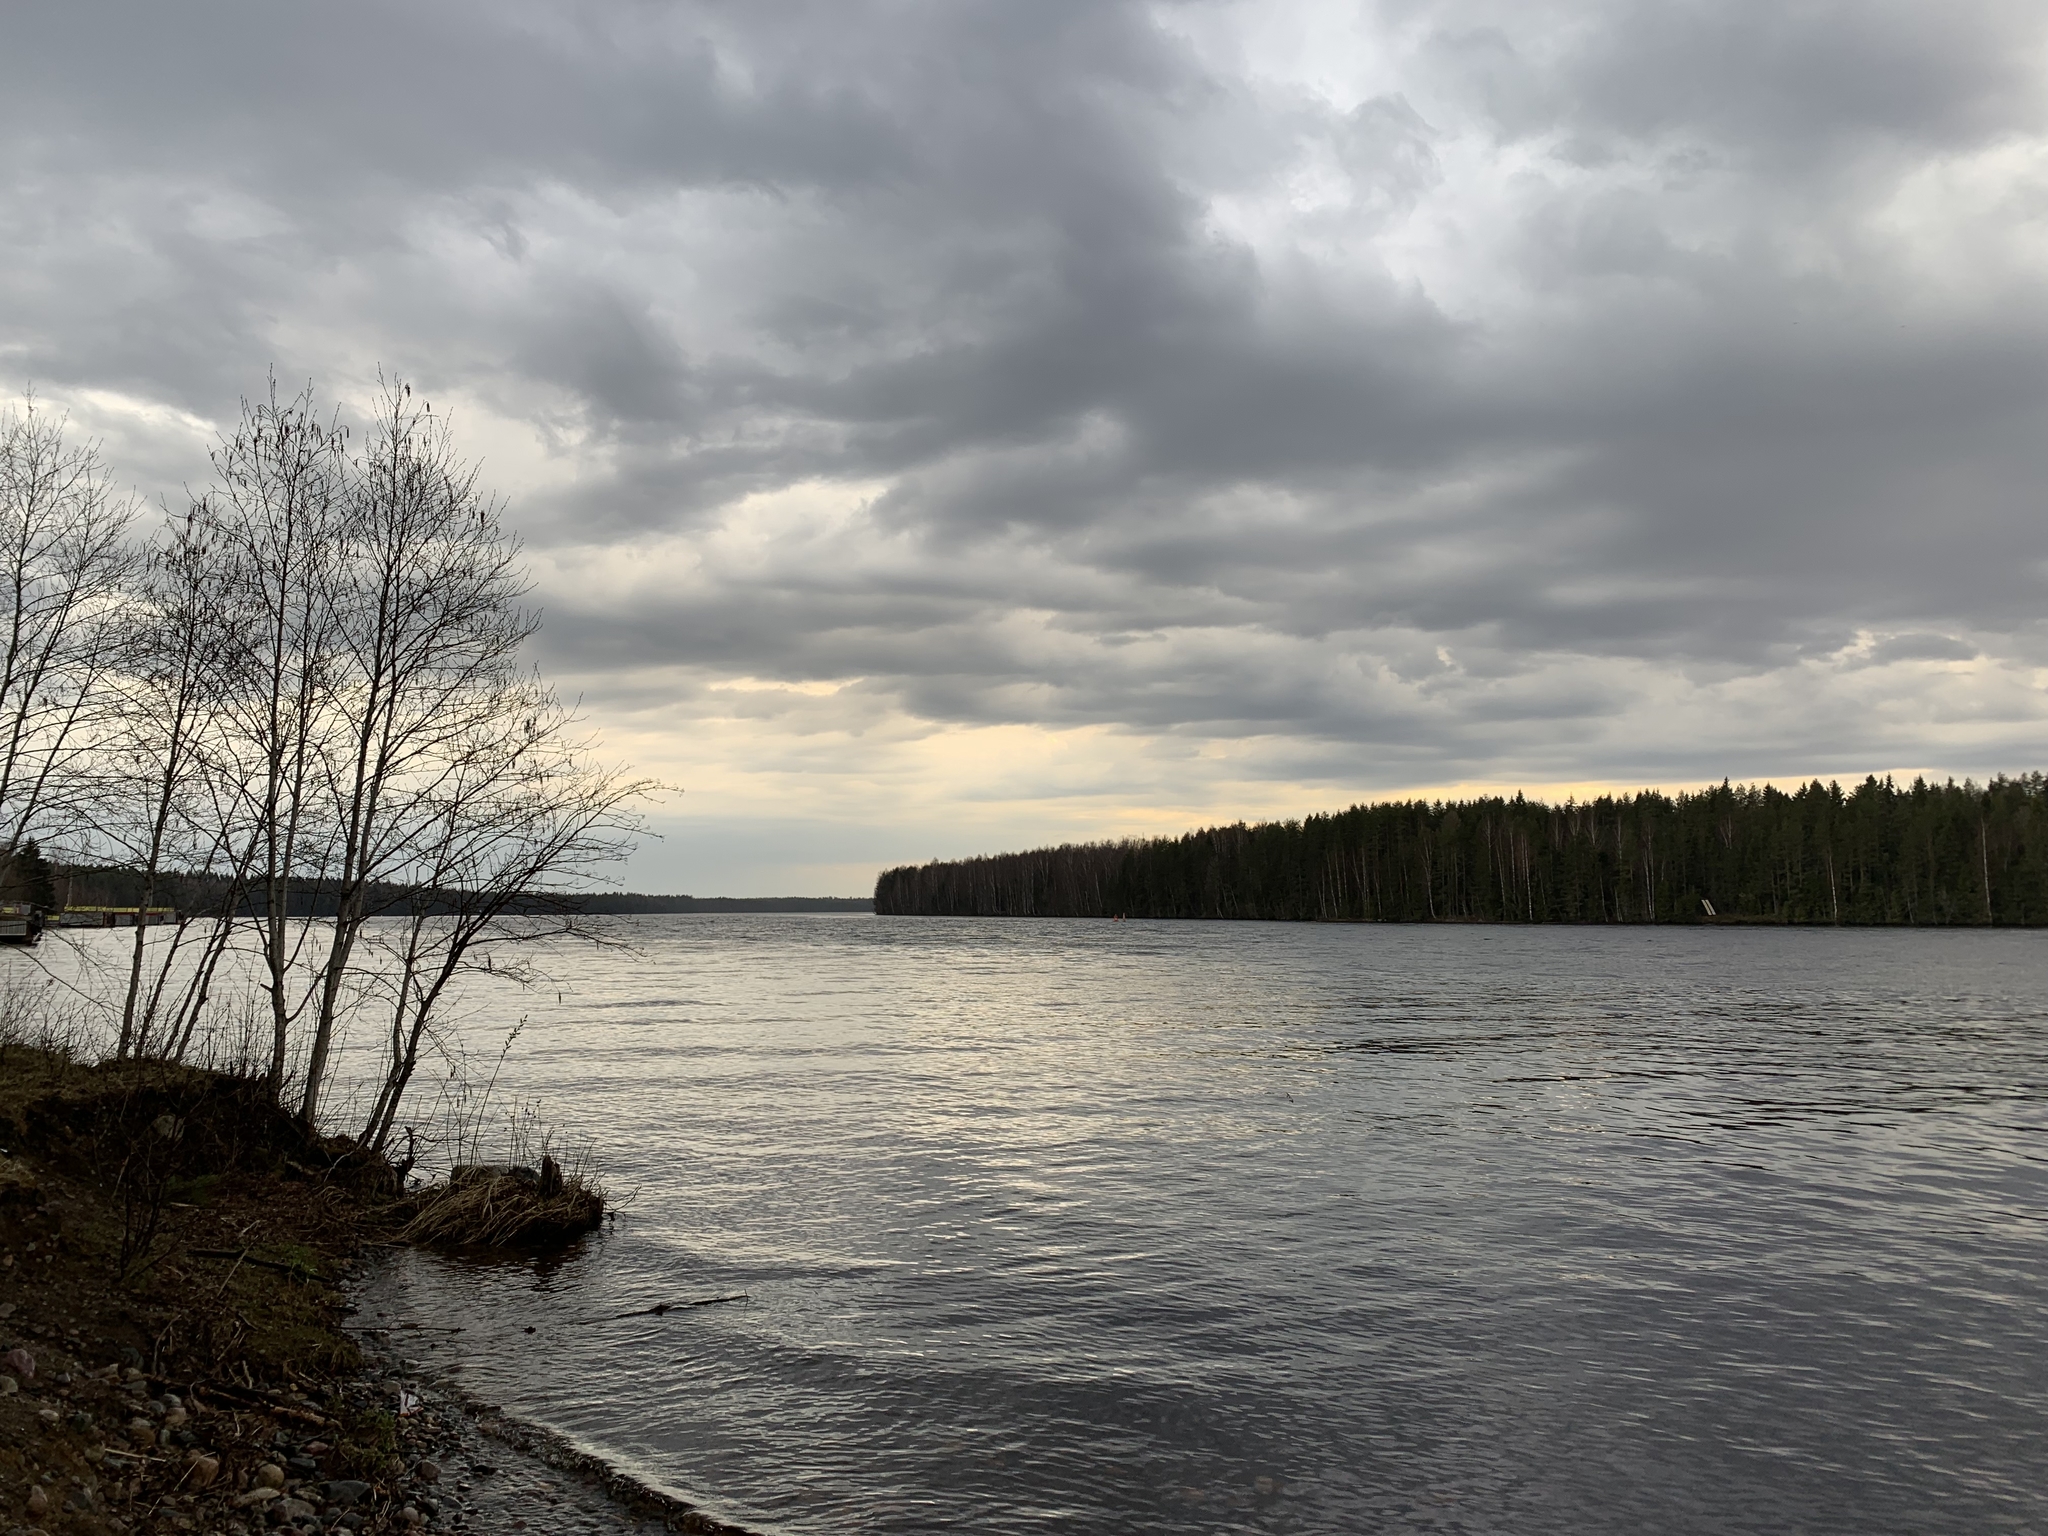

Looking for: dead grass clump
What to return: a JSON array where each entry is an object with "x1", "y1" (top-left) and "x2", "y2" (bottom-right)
[{"x1": 398, "y1": 1154, "x2": 604, "y2": 1249}]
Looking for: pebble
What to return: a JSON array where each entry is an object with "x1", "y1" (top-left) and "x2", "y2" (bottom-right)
[
  {"x1": 255, "y1": 1462, "x2": 286, "y2": 1489},
  {"x1": 0, "y1": 1373, "x2": 16, "y2": 1395},
  {"x1": 235, "y1": 1487, "x2": 282, "y2": 1508},
  {"x1": 350, "y1": 1295, "x2": 711, "y2": 1535},
  {"x1": 272, "y1": 1495, "x2": 319, "y2": 1524},
  {"x1": 325, "y1": 1479, "x2": 373, "y2": 1507},
  {"x1": 3, "y1": 1345, "x2": 34, "y2": 1379},
  {"x1": 25, "y1": 1484, "x2": 49, "y2": 1517}
]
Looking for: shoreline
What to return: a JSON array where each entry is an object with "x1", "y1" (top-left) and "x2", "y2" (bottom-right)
[
  {"x1": 344, "y1": 1288, "x2": 755, "y2": 1536},
  {"x1": 0, "y1": 1046, "x2": 743, "y2": 1536}
]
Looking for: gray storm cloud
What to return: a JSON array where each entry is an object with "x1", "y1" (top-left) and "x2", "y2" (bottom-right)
[{"x1": 5, "y1": 0, "x2": 2047, "y2": 795}]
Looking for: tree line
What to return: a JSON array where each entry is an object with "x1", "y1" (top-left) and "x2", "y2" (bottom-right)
[
  {"x1": 50, "y1": 864, "x2": 869, "y2": 917},
  {"x1": 0, "y1": 381, "x2": 650, "y2": 1145},
  {"x1": 875, "y1": 776, "x2": 2048, "y2": 924}
]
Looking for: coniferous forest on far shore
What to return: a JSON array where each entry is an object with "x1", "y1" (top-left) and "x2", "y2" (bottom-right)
[{"x1": 874, "y1": 776, "x2": 2048, "y2": 925}]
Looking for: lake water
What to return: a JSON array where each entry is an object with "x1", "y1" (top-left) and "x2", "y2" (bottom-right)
[{"x1": 345, "y1": 917, "x2": 2048, "y2": 1534}]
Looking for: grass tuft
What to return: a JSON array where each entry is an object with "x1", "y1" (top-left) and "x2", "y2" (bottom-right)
[{"x1": 398, "y1": 1156, "x2": 605, "y2": 1249}]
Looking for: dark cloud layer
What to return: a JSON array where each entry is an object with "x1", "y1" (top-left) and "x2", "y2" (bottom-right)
[{"x1": 6, "y1": 0, "x2": 2048, "y2": 801}]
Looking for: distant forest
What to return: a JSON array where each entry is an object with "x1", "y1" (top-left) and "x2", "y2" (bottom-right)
[
  {"x1": 874, "y1": 776, "x2": 2048, "y2": 925},
  {"x1": 48, "y1": 864, "x2": 871, "y2": 917}
]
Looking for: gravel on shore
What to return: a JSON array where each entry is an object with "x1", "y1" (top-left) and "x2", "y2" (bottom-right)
[{"x1": 345, "y1": 1297, "x2": 752, "y2": 1536}]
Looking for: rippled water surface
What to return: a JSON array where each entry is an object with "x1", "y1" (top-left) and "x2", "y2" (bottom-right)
[{"x1": 350, "y1": 918, "x2": 2048, "y2": 1534}]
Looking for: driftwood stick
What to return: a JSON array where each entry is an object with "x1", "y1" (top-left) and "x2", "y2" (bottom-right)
[
  {"x1": 623, "y1": 1293, "x2": 749, "y2": 1317},
  {"x1": 570, "y1": 1293, "x2": 751, "y2": 1325},
  {"x1": 187, "y1": 1376, "x2": 335, "y2": 1428}
]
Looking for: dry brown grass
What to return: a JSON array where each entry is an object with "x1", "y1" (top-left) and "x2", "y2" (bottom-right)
[{"x1": 398, "y1": 1158, "x2": 604, "y2": 1249}]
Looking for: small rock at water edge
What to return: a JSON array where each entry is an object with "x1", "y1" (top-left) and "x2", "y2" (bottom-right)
[
  {"x1": 324, "y1": 1479, "x2": 373, "y2": 1508},
  {"x1": 255, "y1": 1462, "x2": 286, "y2": 1489},
  {"x1": 414, "y1": 1459, "x2": 441, "y2": 1484}
]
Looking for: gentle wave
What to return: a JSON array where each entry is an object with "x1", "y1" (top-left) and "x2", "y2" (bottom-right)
[{"x1": 344, "y1": 919, "x2": 2047, "y2": 1533}]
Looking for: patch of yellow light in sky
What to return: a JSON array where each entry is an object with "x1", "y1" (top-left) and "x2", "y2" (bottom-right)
[
  {"x1": 591, "y1": 682, "x2": 1928, "y2": 858},
  {"x1": 708, "y1": 676, "x2": 861, "y2": 696}
]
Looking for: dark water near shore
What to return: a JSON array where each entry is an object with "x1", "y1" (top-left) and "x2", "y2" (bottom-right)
[{"x1": 353, "y1": 918, "x2": 2048, "y2": 1534}]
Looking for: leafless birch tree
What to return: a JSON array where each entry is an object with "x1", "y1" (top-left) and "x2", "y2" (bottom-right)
[
  {"x1": 10, "y1": 373, "x2": 654, "y2": 1144},
  {"x1": 205, "y1": 380, "x2": 350, "y2": 1099},
  {"x1": 355, "y1": 698, "x2": 648, "y2": 1152},
  {"x1": 0, "y1": 392, "x2": 137, "y2": 863},
  {"x1": 99, "y1": 503, "x2": 260, "y2": 1061},
  {"x1": 294, "y1": 380, "x2": 545, "y2": 1132}
]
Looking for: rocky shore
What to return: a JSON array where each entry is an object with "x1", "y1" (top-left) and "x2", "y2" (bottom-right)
[
  {"x1": 343, "y1": 1308, "x2": 749, "y2": 1536},
  {"x1": 1, "y1": 1048, "x2": 738, "y2": 1536}
]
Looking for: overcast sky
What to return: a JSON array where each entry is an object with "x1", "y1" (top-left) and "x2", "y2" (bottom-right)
[{"x1": 7, "y1": 1, "x2": 2048, "y2": 893}]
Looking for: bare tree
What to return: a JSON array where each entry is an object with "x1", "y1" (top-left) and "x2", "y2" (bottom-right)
[
  {"x1": 98, "y1": 502, "x2": 264, "y2": 1061},
  {"x1": 356, "y1": 691, "x2": 650, "y2": 1152},
  {"x1": 0, "y1": 392, "x2": 138, "y2": 864},
  {"x1": 294, "y1": 380, "x2": 548, "y2": 1132},
  {"x1": 13, "y1": 374, "x2": 654, "y2": 1137},
  {"x1": 205, "y1": 380, "x2": 351, "y2": 1099}
]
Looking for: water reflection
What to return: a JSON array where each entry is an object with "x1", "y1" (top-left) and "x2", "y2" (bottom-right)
[{"x1": 341, "y1": 921, "x2": 2046, "y2": 1534}]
